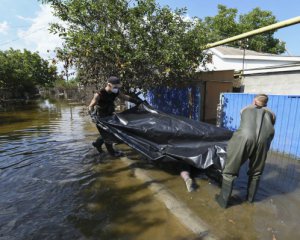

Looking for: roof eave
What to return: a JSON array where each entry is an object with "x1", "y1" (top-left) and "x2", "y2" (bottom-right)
[{"x1": 208, "y1": 47, "x2": 300, "y2": 61}]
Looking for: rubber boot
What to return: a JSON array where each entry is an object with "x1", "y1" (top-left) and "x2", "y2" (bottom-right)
[
  {"x1": 92, "y1": 137, "x2": 104, "y2": 153},
  {"x1": 215, "y1": 179, "x2": 234, "y2": 209},
  {"x1": 105, "y1": 143, "x2": 123, "y2": 157},
  {"x1": 247, "y1": 178, "x2": 260, "y2": 203}
]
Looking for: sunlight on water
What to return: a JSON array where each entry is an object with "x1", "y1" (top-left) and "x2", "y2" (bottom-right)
[{"x1": 0, "y1": 99, "x2": 193, "y2": 240}]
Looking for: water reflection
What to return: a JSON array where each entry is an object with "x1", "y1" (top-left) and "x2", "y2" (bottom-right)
[
  {"x1": 38, "y1": 99, "x2": 56, "y2": 110},
  {"x1": 0, "y1": 99, "x2": 192, "y2": 240},
  {"x1": 2, "y1": 99, "x2": 299, "y2": 240},
  {"x1": 0, "y1": 100, "x2": 93, "y2": 239}
]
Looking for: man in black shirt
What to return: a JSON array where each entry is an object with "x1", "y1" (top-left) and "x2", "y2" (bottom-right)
[{"x1": 88, "y1": 76, "x2": 142, "y2": 156}]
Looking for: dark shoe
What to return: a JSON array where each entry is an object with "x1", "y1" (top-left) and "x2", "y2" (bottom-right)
[
  {"x1": 92, "y1": 141, "x2": 104, "y2": 153},
  {"x1": 105, "y1": 143, "x2": 124, "y2": 157},
  {"x1": 110, "y1": 150, "x2": 124, "y2": 157}
]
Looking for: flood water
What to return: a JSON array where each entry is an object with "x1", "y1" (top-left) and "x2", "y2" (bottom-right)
[
  {"x1": 134, "y1": 146, "x2": 300, "y2": 239},
  {"x1": 1, "y1": 99, "x2": 300, "y2": 240},
  {"x1": 0, "y1": 99, "x2": 194, "y2": 240}
]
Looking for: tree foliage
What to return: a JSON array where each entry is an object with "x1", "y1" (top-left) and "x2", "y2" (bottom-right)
[
  {"x1": 53, "y1": 78, "x2": 79, "y2": 91},
  {"x1": 203, "y1": 5, "x2": 286, "y2": 54},
  {"x1": 40, "y1": 1, "x2": 285, "y2": 90},
  {"x1": 41, "y1": 0, "x2": 207, "y2": 90},
  {"x1": 0, "y1": 48, "x2": 58, "y2": 97}
]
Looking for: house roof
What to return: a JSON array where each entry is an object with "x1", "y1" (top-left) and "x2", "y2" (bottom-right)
[
  {"x1": 215, "y1": 46, "x2": 277, "y2": 56},
  {"x1": 209, "y1": 46, "x2": 300, "y2": 62}
]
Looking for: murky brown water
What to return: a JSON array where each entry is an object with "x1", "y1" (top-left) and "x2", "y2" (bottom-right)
[
  {"x1": 1, "y1": 99, "x2": 300, "y2": 240},
  {"x1": 128, "y1": 150, "x2": 300, "y2": 240},
  {"x1": 0, "y1": 99, "x2": 194, "y2": 240}
]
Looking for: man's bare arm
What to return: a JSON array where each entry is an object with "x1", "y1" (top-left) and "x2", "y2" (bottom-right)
[
  {"x1": 88, "y1": 93, "x2": 100, "y2": 112},
  {"x1": 118, "y1": 92, "x2": 142, "y2": 105},
  {"x1": 118, "y1": 92, "x2": 130, "y2": 101}
]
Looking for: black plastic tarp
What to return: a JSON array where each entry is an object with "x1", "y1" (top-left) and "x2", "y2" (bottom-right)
[{"x1": 95, "y1": 103, "x2": 233, "y2": 170}]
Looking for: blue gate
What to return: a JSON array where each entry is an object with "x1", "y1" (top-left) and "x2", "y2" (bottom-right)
[
  {"x1": 146, "y1": 87, "x2": 201, "y2": 121},
  {"x1": 220, "y1": 93, "x2": 300, "y2": 159}
]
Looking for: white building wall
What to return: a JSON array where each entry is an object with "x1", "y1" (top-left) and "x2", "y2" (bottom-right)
[
  {"x1": 243, "y1": 72, "x2": 300, "y2": 95},
  {"x1": 200, "y1": 47, "x2": 300, "y2": 95}
]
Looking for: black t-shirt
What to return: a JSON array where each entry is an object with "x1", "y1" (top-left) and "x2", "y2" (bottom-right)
[{"x1": 96, "y1": 88, "x2": 119, "y2": 117}]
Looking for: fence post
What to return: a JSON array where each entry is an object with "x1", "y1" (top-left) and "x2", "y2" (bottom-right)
[{"x1": 216, "y1": 93, "x2": 224, "y2": 127}]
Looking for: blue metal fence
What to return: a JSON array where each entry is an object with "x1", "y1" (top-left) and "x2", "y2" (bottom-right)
[
  {"x1": 220, "y1": 93, "x2": 300, "y2": 159},
  {"x1": 146, "y1": 87, "x2": 201, "y2": 121}
]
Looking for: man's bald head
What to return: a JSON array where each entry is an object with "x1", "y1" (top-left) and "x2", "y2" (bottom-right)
[{"x1": 254, "y1": 94, "x2": 268, "y2": 107}]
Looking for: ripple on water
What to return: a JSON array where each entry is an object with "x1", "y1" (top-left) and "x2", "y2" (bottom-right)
[{"x1": 0, "y1": 101, "x2": 98, "y2": 239}]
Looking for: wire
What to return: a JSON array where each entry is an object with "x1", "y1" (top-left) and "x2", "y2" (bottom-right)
[
  {"x1": 9, "y1": 25, "x2": 34, "y2": 29},
  {"x1": 0, "y1": 26, "x2": 48, "y2": 47}
]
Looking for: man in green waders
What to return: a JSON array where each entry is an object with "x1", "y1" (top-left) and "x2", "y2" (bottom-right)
[
  {"x1": 215, "y1": 94, "x2": 276, "y2": 208},
  {"x1": 88, "y1": 76, "x2": 142, "y2": 157}
]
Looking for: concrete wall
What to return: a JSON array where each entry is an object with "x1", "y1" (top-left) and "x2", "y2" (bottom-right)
[{"x1": 243, "y1": 71, "x2": 300, "y2": 95}]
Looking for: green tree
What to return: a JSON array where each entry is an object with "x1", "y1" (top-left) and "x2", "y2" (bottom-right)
[
  {"x1": 41, "y1": 1, "x2": 284, "y2": 90},
  {"x1": 53, "y1": 76, "x2": 79, "y2": 91},
  {"x1": 41, "y1": 0, "x2": 207, "y2": 90},
  {"x1": 203, "y1": 5, "x2": 286, "y2": 54},
  {"x1": 203, "y1": 5, "x2": 239, "y2": 43},
  {"x1": 238, "y1": 7, "x2": 285, "y2": 53},
  {"x1": 0, "y1": 48, "x2": 58, "y2": 98}
]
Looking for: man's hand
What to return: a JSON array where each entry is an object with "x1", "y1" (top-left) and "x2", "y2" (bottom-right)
[
  {"x1": 118, "y1": 93, "x2": 143, "y2": 106},
  {"x1": 91, "y1": 114, "x2": 97, "y2": 123},
  {"x1": 88, "y1": 109, "x2": 97, "y2": 123}
]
